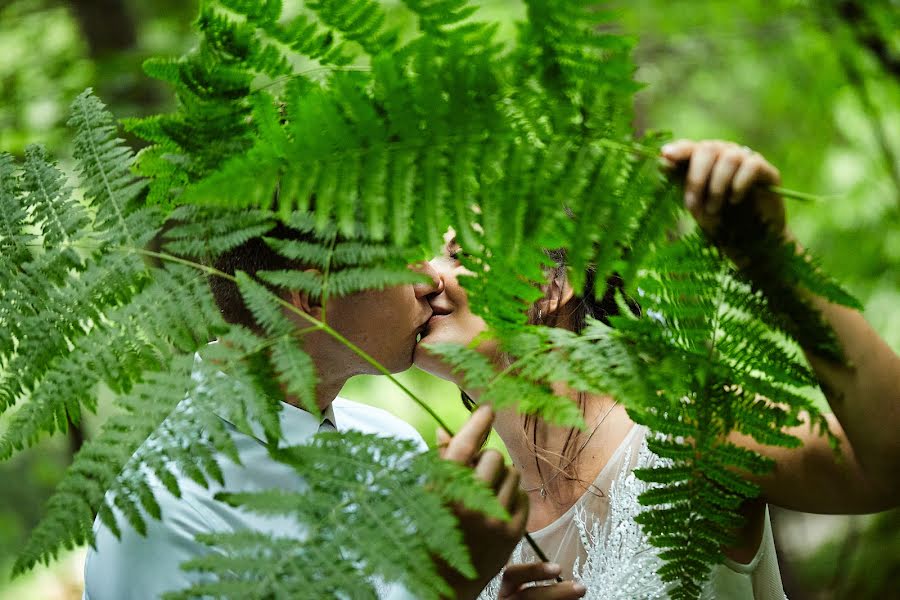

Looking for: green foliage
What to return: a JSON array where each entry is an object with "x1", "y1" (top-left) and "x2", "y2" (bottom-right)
[
  {"x1": 0, "y1": 1, "x2": 870, "y2": 598},
  {"x1": 0, "y1": 1, "x2": 93, "y2": 155}
]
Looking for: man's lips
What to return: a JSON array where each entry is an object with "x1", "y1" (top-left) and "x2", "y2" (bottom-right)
[{"x1": 414, "y1": 311, "x2": 433, "y2": 342}]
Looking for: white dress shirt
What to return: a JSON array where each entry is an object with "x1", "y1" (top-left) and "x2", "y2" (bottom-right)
[{"x1": 83, "y1": 397, "x2": 427, "y2": 599}]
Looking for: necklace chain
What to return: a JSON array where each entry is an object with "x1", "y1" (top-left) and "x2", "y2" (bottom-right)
[{"x1": 521, "y1": 400, "x2": 619, "y2": 498}]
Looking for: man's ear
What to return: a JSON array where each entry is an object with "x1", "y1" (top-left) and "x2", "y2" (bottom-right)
[
  {"x1": 285, "y1": 270, "x2": 323, "y2": 319},
  {"x1": 536, "y1": 270, "x2": 576, "y2": 318}
]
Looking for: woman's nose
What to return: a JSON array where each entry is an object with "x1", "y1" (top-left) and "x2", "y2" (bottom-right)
[{"x1": 413, "y1": 260, "x2": 444, "y2": 299}]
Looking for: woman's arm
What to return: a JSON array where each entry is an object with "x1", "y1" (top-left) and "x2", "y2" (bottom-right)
[{"x1": 661, "y1": 139, "x2": 900, "y2": 513}]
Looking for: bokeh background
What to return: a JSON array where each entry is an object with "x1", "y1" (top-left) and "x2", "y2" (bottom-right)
[{"x1": 1, "y1": 0, "x2": 898, "y2": 598}]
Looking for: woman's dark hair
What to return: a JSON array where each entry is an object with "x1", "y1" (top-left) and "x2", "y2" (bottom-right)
[{"x1": 461, "y1": 253, "x2": 640, "y2": 501}]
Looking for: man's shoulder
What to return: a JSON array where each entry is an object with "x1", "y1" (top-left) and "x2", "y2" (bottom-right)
[{"x1": 332, "y1": 398, "x2": 428, "y2": 451}]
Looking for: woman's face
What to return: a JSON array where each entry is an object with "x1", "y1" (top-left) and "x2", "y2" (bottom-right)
[{"x1": 413, "y1": 231, "x2": 491, "y2": 384}]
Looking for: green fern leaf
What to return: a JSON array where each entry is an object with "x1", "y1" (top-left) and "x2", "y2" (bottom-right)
[
  {"x1": 269, "y1": 336, "x2": 319, "y2": 419},
  {"x1": 169, "y1": 431, "x2": 505, "y2": 600}
]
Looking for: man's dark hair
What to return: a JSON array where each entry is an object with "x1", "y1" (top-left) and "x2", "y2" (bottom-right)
[{"x1": 209, "y1": 221, "x2": 309, "y2": 331}]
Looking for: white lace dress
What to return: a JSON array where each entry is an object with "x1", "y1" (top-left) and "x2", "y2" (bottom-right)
[{"x1": 478, "y1": 425, "x2": 787, "y2": 599}]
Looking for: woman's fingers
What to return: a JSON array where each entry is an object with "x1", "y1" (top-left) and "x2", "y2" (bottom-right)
[
  {"x1": 509, "y1": 582, "x2": 587, "y2": 600},
  {"x1": 659, "y1": 138, "x2": 788, "y2": 255},
  {"x1": 706, "y1": 147, "x2": 743, "y2": 215},
  {"x1": 442, "y1": 404, "x2": 494, "y2": 463},
  {"x1": 731, "y1": 153, "x2": 781, "y2": 205},
  {"x1": 660, "y1": 139, "x2": 695, "y2": 164},
  {"x1": 474, "y1": 449, "x2": 506, "y2": 490},
  {"x1": 508, "y1": 488, "x2": 529, "y2": 536},
  {"x1": 496, "y1": 463, "x2": 521, "y2": 511},
  {"x1": 436, "y1": 427, "x2": 451, "y2": 452},
  {"x1": 683, "y1": 141, "x2": 721, "y2": 212},
  {"x1": 660, "y1": 139, "x2": 782, "y2": 212},
  {"x1": 499, "y1": 563, "x2": 562, "y2": 597}
]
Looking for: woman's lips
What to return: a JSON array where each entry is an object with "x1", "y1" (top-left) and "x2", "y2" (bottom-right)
[
  {"x1": 417, "y1": 313, "x2": 450, "y2": 342},
  {"x1": 426, "y1": 313, "x2": 452, "y2": 330}
]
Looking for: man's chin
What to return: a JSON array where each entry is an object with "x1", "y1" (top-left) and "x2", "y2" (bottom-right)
[{"x1": 411, "y1": 341, "x2": 430, "y2": 370}]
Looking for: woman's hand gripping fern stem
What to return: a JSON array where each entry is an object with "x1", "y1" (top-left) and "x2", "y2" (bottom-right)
[
  {"x1": 662, "y1": 139, "x2": 900, "y2": 511},
  {"x1": 435, "y1": 407, "x2": 582, "y2": 599},
  {"x1": 434, "y1": 405, "x2": 529, "y2": 599}
]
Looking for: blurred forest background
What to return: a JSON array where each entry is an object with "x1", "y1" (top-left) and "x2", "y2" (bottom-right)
[{"x1": 0, "y1": 0, "x2": 897, "y2": 598}]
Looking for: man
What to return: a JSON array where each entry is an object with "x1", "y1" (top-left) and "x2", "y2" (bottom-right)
[{"x1": 82, "y1": 225, "x2": 528, "y2": 599}]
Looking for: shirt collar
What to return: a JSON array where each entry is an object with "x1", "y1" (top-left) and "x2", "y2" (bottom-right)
[
  {"x1": 193, "y1": 347, "x2": 337, "y2": 447},
  {"x1": 321, "y1": 402, "x2": 337, "y2": 429},
  {"x1": 273, "y1": 400, "x2": 337, "y2": 446}
]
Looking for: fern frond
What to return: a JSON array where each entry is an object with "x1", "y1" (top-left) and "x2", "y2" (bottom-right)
[
  {"x1": 198, "y1": 3, "x2": 292, "y2": 78},
  {"x1": 324, "y1": 267, "x2": 426, "y2": 296},
  {"x1": 163, "y1": 206, "x2": 277, "y2": 258},
  {"x1": 13, "y1": 358, "x2": 196, "y2": 573},
  {"x1": 69, "y1": 90, "x2": 150, "y2": 246},
  {"x1": 264, "y1": 237, "x2": 404, "y2": 269},
  {"x1": 0, "y1": 252, "x2": 149, "y2": 414},
  {"x1": 235, "y1": 270, "x2": 296, "y2": 336},
  {"x1": 269, "y1": 336, "x2": 319, "y2": 419},
  {"x1": 422, "y1": 341, "x2": 585, "y2": 428},
  {"x1": 401, "y1": 0, "x2": 479, "y2": 35},
  {"x1": 714, "y1": 201, "x2": 861, "y2": 361},
  {"x1": 256, "y1": 263, "x2": 427, "y2": 303},
  {"x1": 0, "y1": 264, "x2": 221, "y2": 459},
  {"x1": 255, "y1": 269, "x2": 323, "y2": 298},
  {"x1": 170, "y1": 431, "x2": 505, "y2": 600},
  {"x1": 3, "y1": 4, "x2": 864, "y2": 598},
  {"x1": 520, "y1": 0, "x2": 638, "y2": 111}
]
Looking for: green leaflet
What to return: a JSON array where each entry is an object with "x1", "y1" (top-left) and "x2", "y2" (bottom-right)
[
  {"x1": 21, "y1": 145, "x2": 88, "y2": 248},
  {"x1": 270, "y1": 336, "x2": 320, "y2": 419},
  {"x1": 69, "y1": 90, "x2": 150, "y2": 246}
]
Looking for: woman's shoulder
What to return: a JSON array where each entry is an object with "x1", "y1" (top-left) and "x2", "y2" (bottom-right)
[{"x1": 584, "y1": 420, "x2": 652, "y2": 489}]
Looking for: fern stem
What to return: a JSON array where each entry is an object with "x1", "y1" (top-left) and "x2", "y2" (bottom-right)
[
  {"x1": 251, "y1": 66, "x2": 373, "y2": 93},
  {"x1": 769, "y1": 185, "x2": 836, "y2": 203}
]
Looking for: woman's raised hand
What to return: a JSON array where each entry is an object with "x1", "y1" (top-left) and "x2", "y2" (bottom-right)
[
  {"x1": 660, "y1": 139, "x2": 790, "y2": 260},
  {"x1": 498, "y1": 563, "x2": 586, "y2": 599}
]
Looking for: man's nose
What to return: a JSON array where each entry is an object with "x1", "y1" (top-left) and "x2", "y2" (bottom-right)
[{"x1": 413, "y1": 260, "x2": 444, "y2": 299}]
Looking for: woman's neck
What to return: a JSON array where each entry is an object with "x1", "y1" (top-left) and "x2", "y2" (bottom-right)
[{"x1": 489, "y1": 387, "x2": 622, "y2": 497}]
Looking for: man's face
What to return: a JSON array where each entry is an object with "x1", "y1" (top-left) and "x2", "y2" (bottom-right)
[{"x1": 322, "y1": 263, "x2": 443, "y2": 374}]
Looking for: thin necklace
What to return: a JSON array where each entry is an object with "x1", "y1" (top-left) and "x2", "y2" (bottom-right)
[{"x1": 522, "y1": 399, "x2": 619, "y2": 498}]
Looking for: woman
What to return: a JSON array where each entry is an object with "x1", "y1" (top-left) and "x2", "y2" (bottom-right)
[{"x1": 416, "y1": 140, "x2": 900, "y2": 599}]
